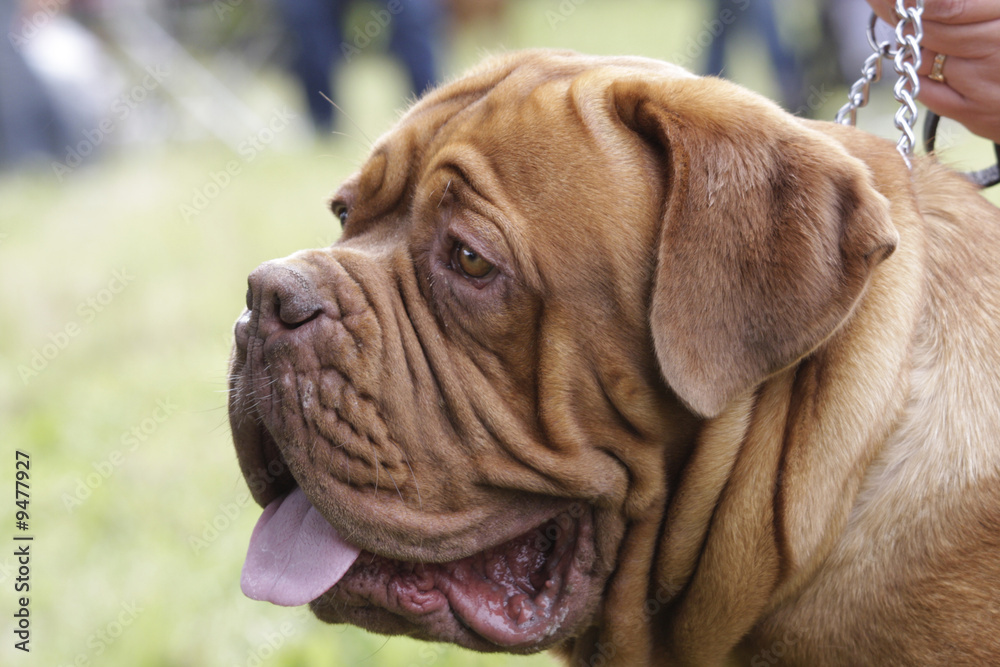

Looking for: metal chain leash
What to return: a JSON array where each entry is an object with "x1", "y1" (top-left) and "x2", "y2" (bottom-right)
[
  {"x1": 891, "y1": 0, "x2": 924, "y2": 163},
  {"x1": 836, "y1": 0, "x2": 925, "y2": 168},
  {"x1": 834, "y1": 32, "x2": 889, "y2": 128}
]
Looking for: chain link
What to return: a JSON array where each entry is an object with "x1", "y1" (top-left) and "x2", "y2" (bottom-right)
[
  {"x1": 835, "y1": 39, "x2": 889, "y2": 127},
  {"x1": 891, "y1": 0, "x2": 924, "y2": 165},
  {"x1": 835, "y1": 0, "x2": 925, "y2": 168}
]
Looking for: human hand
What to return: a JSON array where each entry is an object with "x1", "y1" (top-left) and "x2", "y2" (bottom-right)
[{"x1": 866, "y1": 0, "x2": 1000, "y2": 143}]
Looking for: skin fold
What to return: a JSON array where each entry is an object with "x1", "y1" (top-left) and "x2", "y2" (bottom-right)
[{"x1": 230, "y1": 50, "x2": 1000, "y2": 665}]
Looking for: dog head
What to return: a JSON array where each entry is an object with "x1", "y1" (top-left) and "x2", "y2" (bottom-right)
[{"x1": 229, "y1": 50, "x2": 896, "y2": 656}]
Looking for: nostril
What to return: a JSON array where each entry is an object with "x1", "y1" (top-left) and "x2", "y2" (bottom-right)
[
  {"x1": 246, "y1": 262, "x2": 323, "y2": 332},
  {"x1": 273, "y1": 292, "x2": 321, "y2": 328}
]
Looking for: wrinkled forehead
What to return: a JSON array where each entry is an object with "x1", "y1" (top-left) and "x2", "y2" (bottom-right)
[
  {"x1": 376, "y1": 50, "x2": 697, "y2": 165},
  {"x1": 418, "y1": 50, "x2": 697, "y2": 111},
  {"x1": 344, "y1": 51, "x2": 696, "y2": 241},
  {"x1": 338, "y1": 51, "x2": 697, "y2": 299}
]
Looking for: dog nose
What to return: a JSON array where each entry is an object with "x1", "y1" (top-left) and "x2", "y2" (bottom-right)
[{"x1": 245, "y1": 262, "x2": 323, "y2": 332}]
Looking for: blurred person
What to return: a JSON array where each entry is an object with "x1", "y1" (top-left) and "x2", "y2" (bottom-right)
[
  {"x1": 703, "y1": 0, "x2": 808, "y2": 112},
  {"x1": 866, "y1": 0, "x2": 1000, "y2": 144},
  {"x1": 277, "y1": 0, "x2": 443, "y2": 134},
  {"x1": 1, "y1": 0, "x2": 124, "y2": 171},
  {"x1": 823, "y1": 0, "x2": 878, "y2": 86},
  {"x1": 0, "y1": 0, "x2": 70, "y2": 166}
]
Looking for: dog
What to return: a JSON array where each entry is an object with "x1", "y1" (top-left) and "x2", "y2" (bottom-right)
[{"x1": 228, "y1": 50, "x2": 1000, "y2": 665}]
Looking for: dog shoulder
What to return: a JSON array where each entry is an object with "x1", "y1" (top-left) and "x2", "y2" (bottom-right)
[{"x1": 754, "y1": 120, "x2": 1000, "y2": 664}]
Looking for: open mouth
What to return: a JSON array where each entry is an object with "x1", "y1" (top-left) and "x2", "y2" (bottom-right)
[
  {"x1": 232, "y1": 342, "x2": 600, "y2": 651},
  {"x1": 240, "y1": 484, "x2": 594, "y2": 651}
]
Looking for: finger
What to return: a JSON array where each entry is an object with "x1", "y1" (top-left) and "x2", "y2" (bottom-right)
[
  {"x1": 866, "y1": 1, "x2": 897, "y2": 26},
  {"x1": 919, "y1": 18, "x2": 1000, "y2": 59},
  {"x1": 919, "y1": 77, "x2": 969, "y2": 115},
  {"x1": 921, "y1": 52, "x2": 1000, "y2": 104},
  {"x1": 867, "y1": 0, "x2": 1000, "y2": 26},
  {"x1": 920, "y1": 0, "x2": 1000, "y2": 24},
  {"x1": 914, "y1": 50, "x2": 976, "y2": 81},
  {"x1": 919, "y1": 75, "x2": 1000, "y2": 144},
  {"x1": 920, "y1": 85, "x2": 1000, "y2": 143},
  {"x1": 918, "y1": 49, "x2": 941, "y2": 78},
  {"x1": 918, "y1": 53, "x2": 1000, "y2": 100}
]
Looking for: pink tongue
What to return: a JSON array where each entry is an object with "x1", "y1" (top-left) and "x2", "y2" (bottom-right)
[{"x1": 241, "y1": 487, "x2": 360, "y2": 607}]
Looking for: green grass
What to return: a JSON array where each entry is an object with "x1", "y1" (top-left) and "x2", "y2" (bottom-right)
[{"x1": 2, "y1": 1, "x2": 998, "y2": 665}]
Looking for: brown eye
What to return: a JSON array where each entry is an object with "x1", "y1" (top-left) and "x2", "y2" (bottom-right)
[{"x1": 454, "y1": 243, "x2": 495, "y2": 279}]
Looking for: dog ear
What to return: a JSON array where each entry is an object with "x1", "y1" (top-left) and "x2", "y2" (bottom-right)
[{"x1": 612, "y1": 77, "x2": 898, "y2": 418}]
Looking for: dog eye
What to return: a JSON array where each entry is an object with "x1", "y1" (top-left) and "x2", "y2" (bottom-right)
[
  {"x1": 330, "y1": 200, "x2": 349, "y2": 227},
  {"x1": 453, "y1": 242, "x2": 496, "y2": 280}
]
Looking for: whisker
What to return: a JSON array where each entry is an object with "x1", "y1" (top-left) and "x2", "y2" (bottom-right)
[
  {"x1": 437, "y1": 179, "x2": 453, "y2": 208},
  {"x1": 210, "y1": 417, "x2": 232, "y2": 435},
  {"x1": 402, "y1": 458, "x2": 422, "y2": 510},
  {"x1": 383, "y1": 466, "x2": 405, "y2": 505},
  {"x1": 320, "y1": 92, "x2": 374, "y2": 149},
  {"x1": 358, "y1": 636, "x2": 391, "y2": 663},
  {"x1": 328, "y1": 130, "x2": 373, "y2": 153},
  {"x1": 345, "y1": 455, "x2": 351, "y2": 487},
  {"x1": 370, "y1": 439, "x2": 380, "y2": 497}
]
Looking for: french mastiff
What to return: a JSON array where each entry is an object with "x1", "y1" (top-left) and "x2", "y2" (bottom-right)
[{"x1": 229, "y1": 50, "x2": 1000, "y2": 665}]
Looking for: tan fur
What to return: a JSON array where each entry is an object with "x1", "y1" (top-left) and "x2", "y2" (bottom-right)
[{"x1": 229, "y1": 50, "x2": 1000, "y2": 665}]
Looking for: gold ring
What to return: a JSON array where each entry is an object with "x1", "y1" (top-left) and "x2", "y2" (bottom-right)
[{"x1": 929, "y1": 53, "x2": 948, "y2": 83}]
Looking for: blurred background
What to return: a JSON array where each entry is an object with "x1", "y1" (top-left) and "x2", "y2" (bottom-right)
[{"x1": 1, "y1": 0, "x2": 997, "y2": 665}]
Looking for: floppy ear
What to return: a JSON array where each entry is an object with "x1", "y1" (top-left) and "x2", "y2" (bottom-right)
[{"x1": 613, "y1": 77, "x2": 899, "y2": 418}]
